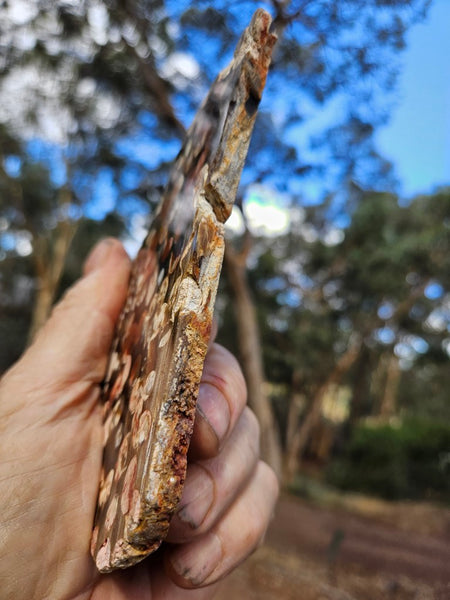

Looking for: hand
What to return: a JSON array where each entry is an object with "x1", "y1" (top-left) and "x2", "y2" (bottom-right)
[{"x1": 0, "y1": 239, "x2": 278, "y2": 600}]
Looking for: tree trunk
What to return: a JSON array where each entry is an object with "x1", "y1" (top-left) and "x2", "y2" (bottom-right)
[
  {"x1": 348, "y1": 344, "x2": 371, "y2": 423},
  {"x1": 378, "y1": 353, "x2": 401, "y2": 419},
  {"x1": 224, "y1": 241, "x2": 282, "y2": 477},
  {"x1": 29, "y1": 272, "x2": 55, "y2": 341},
  {"x1": 28, "y1": 218, "x2": 77, "y2": 342},
  {"x1": 286, "y1": 390, "x2": 304, "y2": 454},
  {"x1": 284, "y1": 338, "x2": 361, "y2": 483}
]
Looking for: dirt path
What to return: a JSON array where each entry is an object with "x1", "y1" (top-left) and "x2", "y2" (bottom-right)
[
  {"x1": 215, "y1": 494, "x2": 450, "y2": 600},
  {"x1": 269, "y1": 495, "x2": 449, "y2": 583}
]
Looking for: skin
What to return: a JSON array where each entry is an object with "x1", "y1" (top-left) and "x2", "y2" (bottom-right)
[{"x1": 0, "y1": 238, "x2": 279, "y2": 600}]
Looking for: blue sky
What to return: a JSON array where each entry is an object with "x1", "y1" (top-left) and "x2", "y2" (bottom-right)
[{"x1": 375, "y1": 0, "x2": 450, "y2": 198}]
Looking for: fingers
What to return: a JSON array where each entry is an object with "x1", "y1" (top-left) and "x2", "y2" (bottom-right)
[
  {"x1": 207, "y1": 318, "x2": 218, "y2": 349},
  {"x1": 91, "y1": 550, "x2": 220, "y2": 600},
  {"x1": 165, "y1": 461, "x2": 279, "y2": 589},
  {"x1": 10, "y1": 239, "x2": 131, "y2": 394},
  {"x1": 189, "y1": 344, "x2": 247, "y2": 459},
  {"x1": 151, "y1": 555, "x2": 221, "y2": 600},
  {"x1": 168, "y1": 407, "x2": 260, "y2": 543}
]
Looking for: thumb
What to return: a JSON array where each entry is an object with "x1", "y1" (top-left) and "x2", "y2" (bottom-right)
[{"x1": 16, "y1": 239, "x2": 131, "y2": 394}]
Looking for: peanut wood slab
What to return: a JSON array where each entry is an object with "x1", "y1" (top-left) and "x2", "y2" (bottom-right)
[{"x1": 91, "y1": 9, "x2": 276, "y2": 573}]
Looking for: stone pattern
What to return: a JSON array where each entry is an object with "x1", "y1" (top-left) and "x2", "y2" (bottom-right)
[{"x1": 91, "y1": 9, "x2": 276, "y2": 573}]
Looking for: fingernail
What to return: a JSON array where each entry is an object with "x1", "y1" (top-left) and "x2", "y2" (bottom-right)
[
  {"x1": 176, "y1": 464, "x2": 214, "y2": 529},
  {"x1": 197, "y1": 382, "x2": 230, "y2": 446},
  {"x1": 168, "y1": 532, "x2": 223, "y2": 586},
  {"x1": 84, "y1": 238, "x2": 115, "y2": 274}
]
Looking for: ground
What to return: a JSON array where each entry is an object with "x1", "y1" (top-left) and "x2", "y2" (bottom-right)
[{"x1": 215, "y1": 493, "x2": 450, "y2": 599}]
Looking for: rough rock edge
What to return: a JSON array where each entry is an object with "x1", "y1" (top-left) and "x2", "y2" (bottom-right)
[{"x1": 91, "y1": 9, "x2": 276, "y2": 572}]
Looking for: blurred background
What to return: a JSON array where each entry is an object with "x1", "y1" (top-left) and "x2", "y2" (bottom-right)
[{"x1": 0, "y1": 1, "x2": 449, "y2": 598}]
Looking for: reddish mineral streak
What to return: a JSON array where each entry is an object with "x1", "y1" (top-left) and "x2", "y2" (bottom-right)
[{"x1": 91, "y1": 9, "x2": 276, "y2": 573}]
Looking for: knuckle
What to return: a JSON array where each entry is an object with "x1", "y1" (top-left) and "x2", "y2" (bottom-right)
[{"x1": 211, "y1": 344, "x2": 247, "y2": 402}]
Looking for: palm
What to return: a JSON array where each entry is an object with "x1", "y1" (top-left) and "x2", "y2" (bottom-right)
[{"x1": 0, "y1": 323, "x2": 174, "y2": 600}]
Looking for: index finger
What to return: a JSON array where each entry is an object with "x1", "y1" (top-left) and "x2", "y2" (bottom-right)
[{"x1": 189, "y1": 344, "x2": 247, "y2": 460}]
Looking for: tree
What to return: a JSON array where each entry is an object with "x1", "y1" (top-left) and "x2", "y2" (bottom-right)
[
  {"x1": 0, "y1": 0, "x2": 433, "y2": 473},
  {"x1": 238, "y1": 188, "x2": 449, "y2": 480}
]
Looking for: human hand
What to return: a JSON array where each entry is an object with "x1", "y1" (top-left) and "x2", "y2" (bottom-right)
[{"x1": 0, "y1": 238, "x2": 278, "y2": 600}]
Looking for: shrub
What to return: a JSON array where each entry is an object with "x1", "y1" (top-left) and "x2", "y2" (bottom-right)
[{"x1": 326, "y1": 419, "x2": 450, "y2": 502}]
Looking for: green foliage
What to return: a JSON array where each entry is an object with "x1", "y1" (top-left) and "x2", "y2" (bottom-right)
[
  {"x1": 0, "y1": 212, "x2": 126, "y2": 373},
  {"x1": 230, "y1": 188, "x2": 450, "y2": 431},
  {"x1": 0, "y1": 0, "x2": 432, "y2": 215},
  {"x1": 1, "y1": 2, "x2": 447, "y2": 497},
  {"x1": 397, "y1": 363, "x2": 450, "y2": 422},
  {"x1": 327, "y1": 419, "x2": 450, "y2": 502}
]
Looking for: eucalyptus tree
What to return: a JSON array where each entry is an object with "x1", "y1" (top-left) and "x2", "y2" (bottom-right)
[{"x1": 0, "y1": 0, "x2": 431, "y2": 472}]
